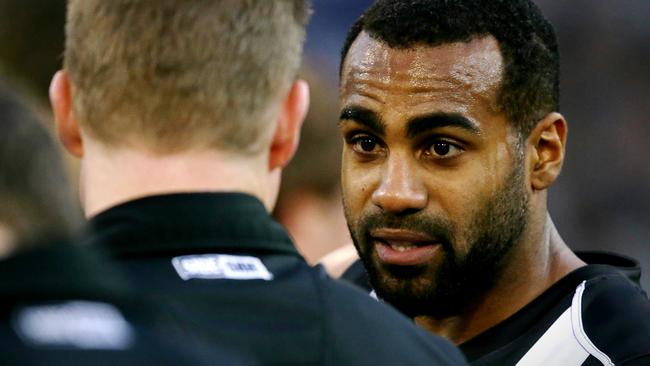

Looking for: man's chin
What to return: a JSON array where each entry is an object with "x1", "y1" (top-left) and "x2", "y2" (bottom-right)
[
  {"x1": 358, "y1": 245, "x2": 462, "y2": 317},
  {"x1": 380, "y1": 263, "x2": 431, "y2": 278},
  {"x1": 365, "y1": 262, "x2": 463, "y2": 318},
  {"x1": 372, "y1": 282, "x2": 441, "y2": 318},
  {"x1": 369, "y1": 268, "x2": 436, "y2": 304},
  {"x1": 374, "y1": 285, "x2": 461, "y2": 318}
]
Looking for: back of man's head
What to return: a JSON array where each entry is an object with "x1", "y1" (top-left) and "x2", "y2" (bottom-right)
[
  {"x1": 341, "y1": 0, "x2": 559, "y2": 138},
  {"x1": 65, "y1": 0, "x2": 311, "y2": 154},
  {"x1": 0, "y1": 83, "x2": 78, "y2": 252}
]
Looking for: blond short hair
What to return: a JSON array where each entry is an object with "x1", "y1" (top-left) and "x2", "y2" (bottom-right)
[{"x1": 65, "y1": 0, "x2": 311, "y2": 154}]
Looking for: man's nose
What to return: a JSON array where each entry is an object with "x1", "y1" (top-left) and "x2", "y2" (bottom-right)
[{"x1": 371, "y1": 156, "x2": 427, "y2": 214}]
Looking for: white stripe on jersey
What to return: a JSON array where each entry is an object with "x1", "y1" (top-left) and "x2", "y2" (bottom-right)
[
  {"x1": 515, "y1": 307, "x2": 589, "y2": 365},
  {"x1": 516, "y1": 280, "x2": 613, "y2": 366},
  {"x1": 571, "y1": 282, "x2": 613, "y2": 366}
]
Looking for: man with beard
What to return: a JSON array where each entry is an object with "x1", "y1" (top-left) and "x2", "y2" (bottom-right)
[{"x1": 338, "y1": 0, "x2": 650, "y2": 365}]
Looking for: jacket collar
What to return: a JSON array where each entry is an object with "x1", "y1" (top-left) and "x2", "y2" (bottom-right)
[{"x1": 85, "y1": 192, "x2": 301, "y2": 258}]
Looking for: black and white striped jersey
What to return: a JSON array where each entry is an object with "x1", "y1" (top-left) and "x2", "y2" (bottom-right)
[
  {"x1": 343, "y1": 252, "x2": 650, "y2": 365},
  {"x1": 460, "y1": 252, "x2": 650, "y2": 365}
]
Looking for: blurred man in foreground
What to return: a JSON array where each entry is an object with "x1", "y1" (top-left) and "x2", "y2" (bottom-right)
[
  {"x1": 50, "y1": 1, "x2": 466, "y2": 364},
  {"x1": 338, "y1": 0, "x2": 650, "y2": 365},
  {"x1": 0, "y1": 83, "x2": 230, "y2": 365}
]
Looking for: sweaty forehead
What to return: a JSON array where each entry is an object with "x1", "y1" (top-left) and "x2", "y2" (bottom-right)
[{"x1": 341, "y1": 32, "x2": 503, "y2": 102}]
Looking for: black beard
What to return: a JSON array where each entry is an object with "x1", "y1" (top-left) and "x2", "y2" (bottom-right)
[{"x1": 345, "y1": 163, "x2": 528, "y2": 318}]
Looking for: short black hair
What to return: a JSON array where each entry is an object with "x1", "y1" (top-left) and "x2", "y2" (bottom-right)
[{"x1": 341, "y1": 0, "x2": 559, "y2": 137}]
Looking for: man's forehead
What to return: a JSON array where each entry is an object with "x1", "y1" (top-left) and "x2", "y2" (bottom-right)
[{"x1": 341, "y1": 32, "x2": 503, "y2": 96}]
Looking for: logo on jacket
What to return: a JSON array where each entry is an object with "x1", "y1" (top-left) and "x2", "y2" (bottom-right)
[
  {"x1": 171, "y1": 254, "x2": 274, "y2": 281},
  {"x1": 13, "y1": 301, "x2": 134, "y2": 350}
]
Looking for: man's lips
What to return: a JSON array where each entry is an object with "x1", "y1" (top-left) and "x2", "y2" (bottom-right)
[{"x1": 370, "y1": 228, "x2": 441, "y2": 266}]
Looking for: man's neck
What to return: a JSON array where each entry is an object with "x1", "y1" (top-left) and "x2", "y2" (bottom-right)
[
  {"x1": 414, "y1": 216, "x2": 585, "y2": 344},
  {"x1": 81, "y1": 144, "x2": 274, "y2": 218}
]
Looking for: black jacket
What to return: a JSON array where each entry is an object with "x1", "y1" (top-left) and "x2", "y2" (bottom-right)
[
  {"x1": 0, "y1": 241, "x2": 243, "y2": 365},
  {"x1": 86, "y1": 192, "x2": 467, "y2": 366}
]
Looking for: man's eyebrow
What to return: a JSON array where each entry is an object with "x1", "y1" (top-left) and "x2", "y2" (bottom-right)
[
  {"x1": 406, "y1": 112, "x2": 481, "y2": 138},
  {"x1": 338, "y1": 106, "x2": 385, "y2": 135}
]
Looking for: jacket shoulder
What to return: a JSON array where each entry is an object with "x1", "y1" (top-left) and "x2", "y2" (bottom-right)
[
  {"x1": 310, "y1": 265, "x2": 466, "y2": 365},
  {"x1": 580, "y1": 272, "x2": 650, "y2": 364}
]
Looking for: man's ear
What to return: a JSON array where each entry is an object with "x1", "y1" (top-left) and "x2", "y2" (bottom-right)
[
  {"x1": 269, "y1": 79, "x2": 309, "y2": 170},
  {"x1": 49, "y1": 70, "x2": 83, "y2": 158},
  {"x1": 527, "y1": 112, "x2": 567, "y2": 191}
]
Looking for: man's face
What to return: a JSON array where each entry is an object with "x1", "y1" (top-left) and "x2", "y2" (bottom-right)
[{"x1": 339, "y1": 33, "x2": 530, "y2": 317}]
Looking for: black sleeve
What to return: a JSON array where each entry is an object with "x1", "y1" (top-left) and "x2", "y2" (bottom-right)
[
  {"x1": 620, "y1": 354, "x2": 650, "y2": 366},
  {"x1": 582, "y1": 274, "x2": 650, "y2": 365}
]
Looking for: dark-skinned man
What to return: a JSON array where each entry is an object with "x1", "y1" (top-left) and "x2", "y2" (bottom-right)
[{"x1": 338, "y1": 1, "x2": 650, "y2": 365}]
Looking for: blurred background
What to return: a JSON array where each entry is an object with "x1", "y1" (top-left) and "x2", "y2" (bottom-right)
[{"x1": 0, "y1": 0, "x2": 648, "y2": 288}]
